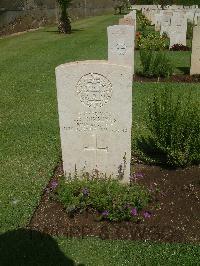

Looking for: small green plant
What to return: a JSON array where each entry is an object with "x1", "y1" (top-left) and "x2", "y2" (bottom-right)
[
  {"x1": 145, "y1": 89, "x2": 200, "y2": 167},
  {"x1": 138, "y1": 32, "x2": 173, "y2": 78},
  {"x1": 140, "y1": 50, "x2": 174, "y2": 78},
  {"x1": 55, "y1": 176, "x2": 150, "y2": 222}
]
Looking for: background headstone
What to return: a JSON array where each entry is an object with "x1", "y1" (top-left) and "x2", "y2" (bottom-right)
[
  {"x1": 169, "y1": 13, "x2": 187, "y2": 47},
  {"x1": 107, "y1": 25, "x2": 135, "y2": 74},
  {"x1": 125, "y1": 10, "x2": 136, "y2": 29},
  {"x1": 119, "y1": 17, "x2": 135, "y2": 26},
  {"x1": 160, "y1": 13, "x2": 172, "y2": 36}
]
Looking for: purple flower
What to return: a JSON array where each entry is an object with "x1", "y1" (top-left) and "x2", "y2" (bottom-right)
[
  {"x1": 130, "y1": 208, "x2": 138, "y2": 216},
  {"x1": 143, "y1": 211, "x2": 151, "y2": 219},
  {"x1": 50, "y1": 180, "x2": 58, "y2": 190},
  {"x1": 134, "y1": 172, "x2": 144, "y2": 179},
  {"x1": 130, "y1": 172, "x2": 144, "y2": 182},
  {"x1": 82, "y1": 188, "x2": 89, "y2": 197},
  {"x1": 102, "y1": 210, "x2": 109, "y2": 217}
]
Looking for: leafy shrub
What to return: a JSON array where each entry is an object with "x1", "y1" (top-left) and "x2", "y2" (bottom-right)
[
  {"x1": 55, "y1": 176, "x2": 150, "y2": 222},
  {"x1": 170, "y1": 44, "x2": 190, "y2": 51},
  {"x1": 137, "y1": 10, "x2": 151, "y2": 31},
  {"x1": 140, "y1": 50, "x2": 174, "y2": 78},
  {"x1": 138, "y1": 32, "x2": 167, "y2": 51},
  {"x1": 146, "y1": 89, "x2": 200, "y2": 167}
]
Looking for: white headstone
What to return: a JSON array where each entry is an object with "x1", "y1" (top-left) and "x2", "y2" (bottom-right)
[
  {"x1": 194, "y1": 10, "x2": 200, "y2": 24},
  {"x1": 169, "y1": 13, "x2": 187, "y2": 47},
  {"x1": 119, "y1": 17, "x2": 135, "y2": 26},
  {"x1": 124, "y1": 10, "x2": 137, "y2": 30},
  {"x1": 107, "y1": 25, "x2": 135, "y2": 74},
  {"x1": 160, "y1": 13, "x2": 172, "y2": 36},
  {"x1": 154, "y1": 12, "x2": 162, "y2": 31},
  {"x1": 56, "y1": 61, "x2": 133, "y2": 181},
  {"x1": 190, "y1": 25, "x2": 200, "y2": 75}
]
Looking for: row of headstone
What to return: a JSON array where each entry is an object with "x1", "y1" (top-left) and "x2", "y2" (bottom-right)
[
  {"x1": 140, "y1": 5, "x2": 200, "y2": 49},
  {"x1": 138, "y1": 5, "x2": 200, "y2": 75},
  {"x1": 55, "y1": 12, "x2": 135, "y2": 182},
  {"x1": 118, "y1": 10, "x2": 136, "y2": 74},
  {"x1": 133, "y1": 5, "x2": 199, "y2": 11}
]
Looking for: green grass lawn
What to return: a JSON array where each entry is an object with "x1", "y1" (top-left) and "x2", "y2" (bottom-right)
[
  {"x1": 1, "y1": 230, "x2": 200, "y2": 265},
  {"x1": 0, "y1": 14, "x2": 200, "y2": 265}
]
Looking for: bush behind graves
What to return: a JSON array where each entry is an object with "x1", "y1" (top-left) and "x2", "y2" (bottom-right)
[
  {"x1": 137, "y1": 11, "x2": 151, "y2": 31},
  {"x1": 55, "y1": 176, "x2": 150, "y2": 222},
  {"x1": 140, "y1": 50, "x2": 174, "y2": 78},
  {"x1": 138, "y1": 32, "x2": 166, "y2": 51},
  {"x1": 145, "y1": 88, "x2": 200, "y2": 167}
]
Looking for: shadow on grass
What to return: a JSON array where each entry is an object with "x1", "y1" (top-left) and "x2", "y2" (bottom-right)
[
  {"x1": 114, "y1": 12, "x2": 129, "y2": 15},
  {"x1": 0, "y1": 229, "x2": 84, "y2": 266},
  {"x1": 45, "y1": 29, "x2": 84, "y2": 34},
  {"x1": 177, "y1": 66, "x2": 190, "y2": 75}
]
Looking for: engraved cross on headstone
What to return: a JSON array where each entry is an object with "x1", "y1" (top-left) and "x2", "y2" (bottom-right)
[{"x1": 84, "y1": 134, "x2": 108, "y2": 168}]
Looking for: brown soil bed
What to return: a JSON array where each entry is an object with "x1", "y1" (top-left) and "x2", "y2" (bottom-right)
[
  {"x1": 134, "y1": 74, "x2": 200, "y2": 83},
  {"x1": 28, "y1": 163, "x2": 200, "y2": 244}
]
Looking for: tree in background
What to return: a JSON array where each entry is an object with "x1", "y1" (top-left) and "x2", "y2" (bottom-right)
[
  {"x1": 155, "y1": 0, "x2": 173, "y2": 8},
  {"x1": 57, "y1": 0, "x2": 72, "y2": 34},
  {"x1": 113, "y1": 0, "x2": 131, "y2": 15}
]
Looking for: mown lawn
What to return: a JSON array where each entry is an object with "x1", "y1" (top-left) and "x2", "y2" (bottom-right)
[
  {"x1": 0, "y1": 14, "x2": 116, "y2": 233},
  {"x1": 1, "y1": 231, "x2": 200, "y2": 265},
  {"x1": 0, "y1": 14, "x2": 200, "y2": 265}
]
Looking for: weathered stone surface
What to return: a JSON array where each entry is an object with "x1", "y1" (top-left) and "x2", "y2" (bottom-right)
[
  {"x1": 119, "y1": 17, "x2": 135, "y2": 26},
  {"x1": 56, "y1": 60, "x2": 132, "y2": 181},
  {"x1": 154, "y1": 12, "x2": 162, "y2": 31},
  {"x1": 160, "y1": 12, "x2": 173, "y2": 36},
  {"x1": 169, "y1": 30, "x2": 186, "y2": 47},
  {"x1": 107, "y1": 25, "x2": 135, "y2": 74},
  {"x1": 190, "y1": 25, "x2": 200, "y2": 75},
  {"x1": 125, "y1": 10, "x2": 136, "y2": 28}
]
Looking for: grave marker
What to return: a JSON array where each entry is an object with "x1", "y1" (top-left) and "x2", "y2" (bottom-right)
[
  {"x1": 56, "y1": 60, "x2": 133, "y2": 181},
  {"x1": 168, "y1": 12, "x2": 187, "y2": 47},
  {"x1": 107, "y1": 25, "x2": 135, "y2": 74}
]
